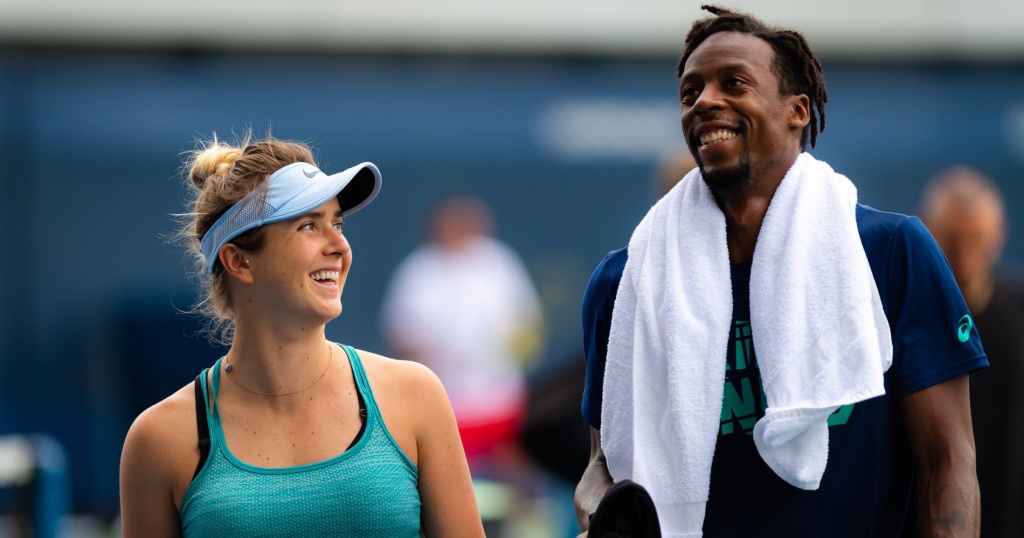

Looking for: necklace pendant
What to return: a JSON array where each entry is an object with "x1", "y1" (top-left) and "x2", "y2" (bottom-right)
[{"x1": 224, "y1": 363, "x2": 232, "y2": 372}]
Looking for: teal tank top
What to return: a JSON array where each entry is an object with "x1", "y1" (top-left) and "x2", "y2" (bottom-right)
[{"x1": 179, "y1": 345, "x2": 421, "y2": 537}]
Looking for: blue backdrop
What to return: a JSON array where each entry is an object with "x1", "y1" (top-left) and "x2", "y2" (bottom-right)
[{"x1": 0, "y1": 49, "x2": 1022, "y2": 515}]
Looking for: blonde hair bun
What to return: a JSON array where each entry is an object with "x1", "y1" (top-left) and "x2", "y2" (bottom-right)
[{"x1": 189, "y1": 140, "x2": 244, "y2": 189}]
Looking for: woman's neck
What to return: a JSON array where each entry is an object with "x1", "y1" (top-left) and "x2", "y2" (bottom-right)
[{"x1": 224, "y1": 321, "x2": 333, "y2": 394}]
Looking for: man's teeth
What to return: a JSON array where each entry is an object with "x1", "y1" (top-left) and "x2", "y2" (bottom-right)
[
  {"x1": 700, "y1": 130, "x2": 737, "y2": 146},
  {"x1": 311, "y1": 271, "x2": 340, "y2": 282}
]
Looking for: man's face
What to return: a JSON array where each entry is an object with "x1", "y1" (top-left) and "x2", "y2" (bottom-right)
[
  {"x1": 679, "y1": 32, "x2": 803, "y2": 194},
  {"x1": 927, "y1": 199, "x2": 1005, "y2": 289}
]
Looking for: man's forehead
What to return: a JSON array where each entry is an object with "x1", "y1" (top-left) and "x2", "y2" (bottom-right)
[
  {"x1": 682, "y1": 32, "x2": 774, "y2": 75},
  {"x1": 936, "y1": 192, "x2": 1004, "y2": 221}
]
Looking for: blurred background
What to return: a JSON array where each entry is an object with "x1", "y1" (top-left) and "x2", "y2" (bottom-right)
[{"x1": 1, "y1": 0, "x2": 1023, "y2": 536}]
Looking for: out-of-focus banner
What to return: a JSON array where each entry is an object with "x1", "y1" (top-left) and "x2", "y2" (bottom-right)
[{"x1": 1, "y1": 0, "x2": 1023, "y2": 60}]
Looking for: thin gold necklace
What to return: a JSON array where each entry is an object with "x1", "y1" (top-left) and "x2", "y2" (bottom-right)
[{"x1": 223, "y1": 343, "x2": 333, "y2": 397}]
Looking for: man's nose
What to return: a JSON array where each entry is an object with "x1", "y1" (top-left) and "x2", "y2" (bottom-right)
[{"x1": 693, "y1": 84, "x2": 725, "y2": 113}]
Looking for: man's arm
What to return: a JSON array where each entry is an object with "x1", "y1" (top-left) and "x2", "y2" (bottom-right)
[
  {"x1": 576, "y1": 249, "x2": 627, "y2": 536},
  {"x1": 575, "y1": 427, "x2": 614, "y2": 535},
  {"x1": 900, "y1": 374, "x2": 980, "y2": 537}
]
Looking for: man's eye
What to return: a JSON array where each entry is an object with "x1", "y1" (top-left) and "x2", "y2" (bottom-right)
[
  {"x1": 299, "y1": 222, "x2": 314, "y2": 230},
  {"x1": 333, "y1": 222, "x2": 344, "y2": 232}
]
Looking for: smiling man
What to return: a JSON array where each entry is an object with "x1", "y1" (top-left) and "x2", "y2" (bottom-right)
[{"x1": 575, "y1": 6, "x2": 987, "y2": 537}]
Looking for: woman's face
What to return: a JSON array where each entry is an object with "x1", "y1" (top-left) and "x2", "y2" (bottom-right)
[{"x1": 246, "y1": 197, "x2": 352, "y2": 325}]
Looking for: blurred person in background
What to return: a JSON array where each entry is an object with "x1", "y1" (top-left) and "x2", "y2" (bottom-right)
[
  {"x1": 381, "y1": 195, "x2": 544, "y2": 534},
  {"x1": 920, "y1": 166, "x2": 1024, "y2": 538},
  {"x1": 381, "y1": 195, "x2": 543, "y2": 467},
  {"x1": 652, "y1": 146, "x2": 698, "y2": 200},
  {"x1": 0, "y1": 435, "x2": 69, "y2": 538},
  {"x1": 519, "y1": 146, "x2": 697, "y2": 487},
  {"x1": 119, "y1": 134, "x2": 483, "y2": 537},
  {"x1": 516, "y1": 147, "x2": 699, "y2": 538},
  {"x1": 575, "y1": 5, "x2": 986, "y2": 537}
]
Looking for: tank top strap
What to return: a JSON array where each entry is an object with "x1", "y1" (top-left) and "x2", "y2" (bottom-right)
[
  {"x1": 197, "y1": 362, "x2": 211, "y2": 416},
  {"x1": 338, "y1": 345, "x2": 418, "y2": 473},
  {"x1": 340, "y1": 345, "x2": 371, "y2": 399},
  {"x1": 190, "y1": 359, "x2": 222, "y2": 481},
  {"x1": 340, "y1": 344, "x2": 385, "y2": 423},
  {"x1": 208, "y1": 357, "x2": 224, "y2": 420}
]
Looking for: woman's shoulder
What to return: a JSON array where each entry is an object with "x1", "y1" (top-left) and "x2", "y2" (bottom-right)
[
  {"x1": 120, "y1": 379, "x2": 207, "y2": 531},
  {"x1": 122, "y1": 381, "x2": 201, "y2": 477},
  {"x1": 357, "y1": 350, "x2": 445, "y2": 394},
  {"x1": 355, "y1": 350, "x2": 452, "y2": 417},
  {"x1": 352, "y1": 349, "x2": 457, "y2": 466}
]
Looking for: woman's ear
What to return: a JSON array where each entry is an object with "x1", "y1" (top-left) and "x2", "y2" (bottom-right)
[{"x1": 219, "y1": 244, "x2": 254, "y2": 284}]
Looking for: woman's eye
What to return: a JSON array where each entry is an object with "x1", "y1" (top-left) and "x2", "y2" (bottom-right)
[
  {"x1": 333, "y1": 222, "x2": 344, "y2": 233},
  {"x1": 299, "y1": 222, "x2": 314, "y2": 230}
]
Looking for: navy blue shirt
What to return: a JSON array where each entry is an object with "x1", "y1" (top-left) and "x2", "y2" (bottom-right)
[{"x1": 581, "y1": 205, "x2": 988, "y2": 537}]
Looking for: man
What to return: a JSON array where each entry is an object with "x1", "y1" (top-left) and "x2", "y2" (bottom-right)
[
  {"x1": 920, "y1": 167, "x2": 1024, "y2": 538},
  {"x1": 576, "y1": 6, "x2": 986, "y2": 537},
  {"x1": 381, "y1": 195, "x2": 543, "y2": 464}
]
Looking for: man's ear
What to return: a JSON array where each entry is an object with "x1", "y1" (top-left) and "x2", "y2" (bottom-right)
[
  {"x1": 219, "y1": 244, "x2": 254, "y2": 284},
  {"x1": 789, "y1": 94, "x2": 811, "y2": 131}
]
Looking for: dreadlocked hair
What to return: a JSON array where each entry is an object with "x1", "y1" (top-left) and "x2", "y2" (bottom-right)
[{"x1": 676, "y1": 5, "x2": 827, "y2": 150}]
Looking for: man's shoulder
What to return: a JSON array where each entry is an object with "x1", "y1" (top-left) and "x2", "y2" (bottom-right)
[
  {"x1": 855, "y1": 203, "x2": 941, "y2": 265},
  {"x1": 596, "y1": 208, "x2": 922, "y2": 277},
  {"x1": 583, "y1": 247, "x2": 629, "y2": 319},
  {"x1": 855, "y1": 203, "x2": 918, "y2": 244},
  {"x1": 593, "y1": 207, "x2": 933, "y2": 284},
  {"x1": 591, "y1": 247, "x2": 629, "y2": 287}
]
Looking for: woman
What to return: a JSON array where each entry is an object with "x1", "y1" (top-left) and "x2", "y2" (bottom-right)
[{"x1": 119, "y1": 134, "x2": 484, "y2": 537}]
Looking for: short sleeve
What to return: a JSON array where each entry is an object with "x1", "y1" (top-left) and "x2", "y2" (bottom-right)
[
  {"x1": 581, "y1": 248, "x2": 627, "y2": 429},
  {"x1": 883, "y1": 217, "x2": 988, "y2": 396}
]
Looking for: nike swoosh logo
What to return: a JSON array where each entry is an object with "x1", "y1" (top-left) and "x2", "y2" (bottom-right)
[
  {"x1": 303, "y1": 169, "x2": 319, "y2": 178},
  {"x1": 957, "y1": 314, "x2": 973, "y2": 343}
]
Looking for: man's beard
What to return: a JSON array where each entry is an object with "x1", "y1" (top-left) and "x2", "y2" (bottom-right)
[{"x1": 699, "y1": 154, "x2": 752, "y2": 197}]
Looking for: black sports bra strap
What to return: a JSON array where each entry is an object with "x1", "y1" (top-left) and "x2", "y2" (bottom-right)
[
  {"x1": 347, "y1": 369, "x2": 368, "y2": 450},
  {"x1": 193, "y1": 373, "x2": 211, "y2": 478}
]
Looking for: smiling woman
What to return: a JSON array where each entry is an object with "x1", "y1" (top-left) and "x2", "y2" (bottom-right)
[{"x1": 118, "y1": 133, "x2": 485, "y2": 538}]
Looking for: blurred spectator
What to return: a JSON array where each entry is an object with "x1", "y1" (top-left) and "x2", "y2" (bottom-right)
[
  {"x1": 652, "y1": 146, "x2": 698, "y2": 199},
  {"x1": 517, "y1": 147, "x2": 698, "y2": 538},
  {"x1": 519, "y1": 146, "x2": 697, "y2": 486},
  {"x1": 0, "y1": 435, "x2": 69, "y2": 538},
  {"x1": 381, "y1": 195, "x2": 544, "y2": 466},
  {"x1": 920, "y1": 166, "x2": 1024, "y2": 538}
]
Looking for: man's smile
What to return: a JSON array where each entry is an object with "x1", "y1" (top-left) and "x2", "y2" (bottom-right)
[{"x1": 700, "y1": 129, "x2": 738, "y2": 147}]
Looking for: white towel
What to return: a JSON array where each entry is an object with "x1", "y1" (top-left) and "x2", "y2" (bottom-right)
[{"x1": 601, "y1": 152, "x2": 893, "y2": 537}]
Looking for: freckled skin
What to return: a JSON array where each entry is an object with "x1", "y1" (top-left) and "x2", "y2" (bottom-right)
[{"x1": 121, "y1": 163, "x2": 483, "y2": 537}]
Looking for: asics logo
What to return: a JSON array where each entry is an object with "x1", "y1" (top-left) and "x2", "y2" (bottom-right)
[
  {"x1": 957, "y1": 314, "x2": 973, "y2": 343},
  {"x1": 303, "y1": 168, "x2": 319, "y2": 178}
]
